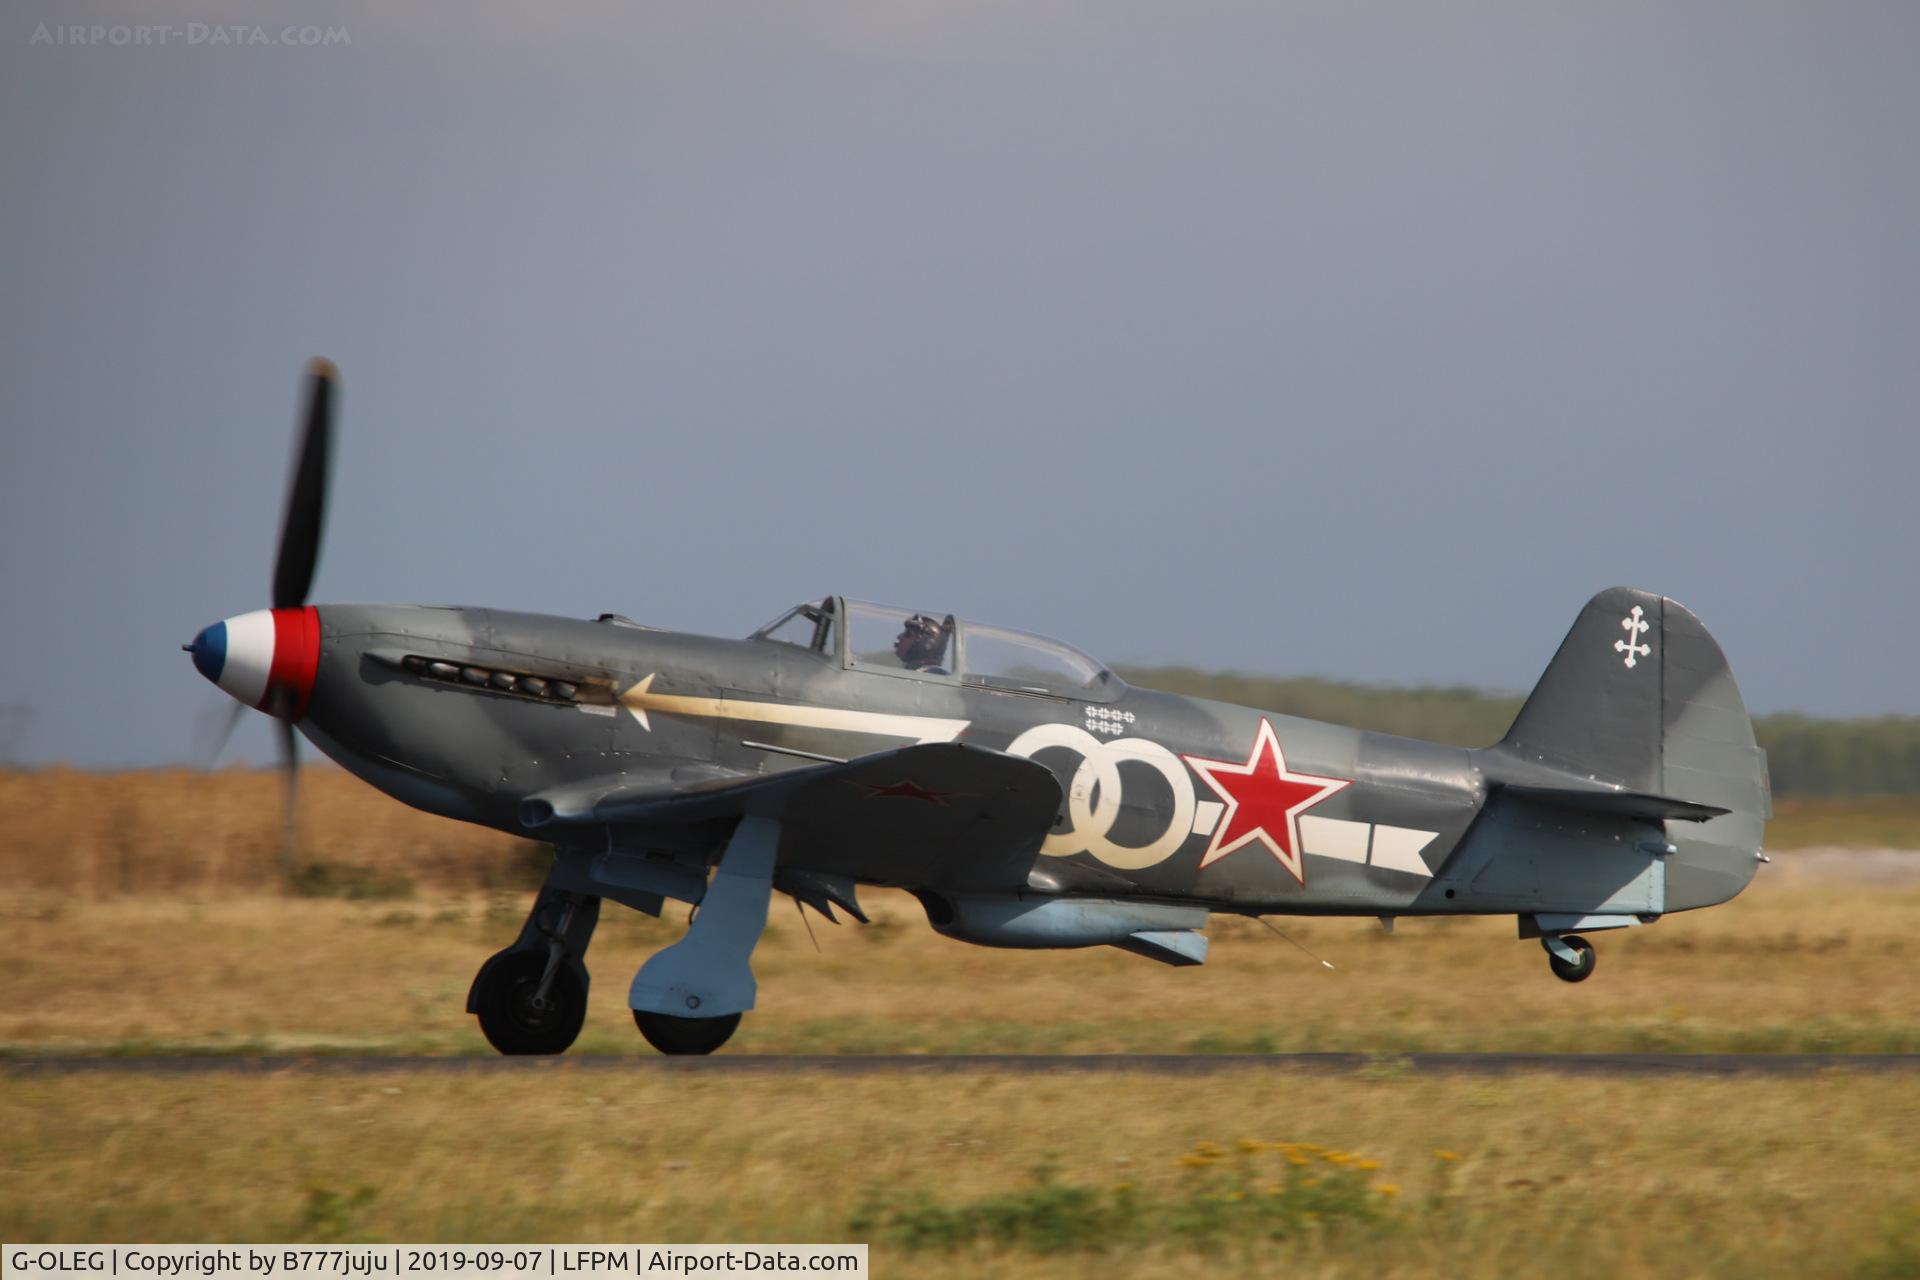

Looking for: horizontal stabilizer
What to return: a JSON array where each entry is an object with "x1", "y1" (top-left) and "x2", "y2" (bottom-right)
[{"x1": 1499, "y1": 781, "x2": 1730, "y2": 823}]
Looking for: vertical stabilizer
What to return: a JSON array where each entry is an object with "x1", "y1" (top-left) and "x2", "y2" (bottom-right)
[
  {"x1": 1492, "y1": 588, "x2": 1767, "y2": 910},
  {"x1": 1502, "y1": 588, "x2": 1667, "y2": 788}
]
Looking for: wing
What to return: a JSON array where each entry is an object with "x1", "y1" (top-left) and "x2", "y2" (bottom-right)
[{"x1": 522, "y1": 742, "x2": 1063, "y2": 891}]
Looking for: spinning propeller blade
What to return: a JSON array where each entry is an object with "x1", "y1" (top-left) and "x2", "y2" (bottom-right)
[
  {"x1": 276, "y1": 716, "x2": 300, "y2": 874},
  {"x1": 192, "y1": 696, "x2": 245, "y2": 769},
  {"x1": 272, "y1": 358, "x2": 335, "y2": 611}
]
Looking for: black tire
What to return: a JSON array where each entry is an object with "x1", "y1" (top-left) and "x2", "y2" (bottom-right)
[
  {"x1": 633, "y1": 1009, "x2": 741, "y2": 1056},
  {"x1": 475, "y1": 950, "x2": 587, "y2": 1055},
  {"x1": 1548, "y1": 934, "x2": 1597, "y2": 984}
]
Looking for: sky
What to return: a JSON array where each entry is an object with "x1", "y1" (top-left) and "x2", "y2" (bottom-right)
[{"x1": 2, "y1": 1, "x2": 1916, "y2": 767}]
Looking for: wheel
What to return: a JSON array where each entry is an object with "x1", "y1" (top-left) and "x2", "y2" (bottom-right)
[
  {"x1": 474, "y1": 950, "x2": 587, "y2": 1055},
  {"x1": 633, "y1": 1009, "x2": 741, "y2": 1056},
  {"x1": 1548, "y1": 934, "x2": 1597, "y2": 984}
]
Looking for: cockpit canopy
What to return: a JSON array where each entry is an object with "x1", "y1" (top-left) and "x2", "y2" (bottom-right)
[{"x1": 751, "y1": 597, "x2": 1119, "y2": 699}]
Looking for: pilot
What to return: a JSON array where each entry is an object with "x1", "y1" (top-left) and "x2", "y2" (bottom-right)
[{"x1": 894, "y1": 614, "x2": 951, "y2": 674}]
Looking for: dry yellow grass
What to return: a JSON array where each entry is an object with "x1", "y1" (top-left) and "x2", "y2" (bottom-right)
[
  {"x1": 0, "y1": 767, "x2": 537, "y2": 897},
  {"x1": 2, "y1": 1071, "x2": 1917, "y2": 1278},
  {"x1": 1, "y1": 854, "x2": 1915, "y2": 1056},
  {"x1": 1, "y1": 768, "x2": 1916, "y2": 1055}
]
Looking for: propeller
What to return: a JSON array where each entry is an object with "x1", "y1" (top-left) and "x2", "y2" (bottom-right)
[
  {"x1": 191, "y1": 358, "x2": 337, "y2": 871},
  {"x1": 274, "y1": 358, "x2": 334, "y2": 611},
  {"x1": 276, "y1": 717, "x2": 302, "y2": 874},
  {"x1": 266, "y1": 359, "x2": 335, "y2": 868},
  {"x1": 191, "y1": 697, "x2": 244, "y2": 769}
]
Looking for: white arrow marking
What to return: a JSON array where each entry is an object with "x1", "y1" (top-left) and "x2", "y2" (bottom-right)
[{"x1": 620, "y1": 673, "x2": 969, "y2": 744}]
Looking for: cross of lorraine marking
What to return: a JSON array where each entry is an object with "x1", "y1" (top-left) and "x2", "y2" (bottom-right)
[{"x1": 1615, "y1": 604, "x2": 1651, "y2": 669}]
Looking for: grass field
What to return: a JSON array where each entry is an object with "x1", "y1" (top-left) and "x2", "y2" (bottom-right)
[
  {"x1": 2, "y1": 855, "x2": 1917, "y2": 1057},
  {"x1": 3, "y1": 768, "x2": 1917, "y2": 1269},
  {"x1": 3, "y1": 1071, "x2": 1917, "y2": 1277},
  {"x1": 2, "y1": 769, "x2": 1917, "y2": 1057}
]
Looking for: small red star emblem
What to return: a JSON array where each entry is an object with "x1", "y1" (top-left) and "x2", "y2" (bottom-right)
[
  {"x1": 859, "y1": 780, "x2": 954, "y2": 805},
  {"x1": 1182, "y1": 719, "x2": 1350, "y2": 884}
]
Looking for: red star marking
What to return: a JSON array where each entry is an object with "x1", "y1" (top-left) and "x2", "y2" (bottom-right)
[
  {"x1": 1182, "y1": 719, "x2": 1350, "y2": 884},
  {"x1": 860, "y1": 780, "x2": 954, "y2": 805}
]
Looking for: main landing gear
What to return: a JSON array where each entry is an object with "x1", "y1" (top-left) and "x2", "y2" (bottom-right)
[
  {"x1": 470, "y1": 817, "x2": 780, "y2": 1057},
  {"x1": 1541, "y1": 933, "x2": 1597, "y2": 983},
  {"x1": 469, "y1": 887, "x2": 600, "y2": 1055},
  {"x1": 625, "y1": 815, "x2": 778, "y2": 1057}
]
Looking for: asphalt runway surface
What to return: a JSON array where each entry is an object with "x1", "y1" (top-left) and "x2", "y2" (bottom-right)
[{"x1": 6, "y1": 1053, "x2": 1917, "y2": 1077}]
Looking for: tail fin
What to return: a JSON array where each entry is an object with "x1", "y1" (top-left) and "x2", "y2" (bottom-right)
[{"x1": 1493, "y1": 588, "x2": 1769, "y2": 908}]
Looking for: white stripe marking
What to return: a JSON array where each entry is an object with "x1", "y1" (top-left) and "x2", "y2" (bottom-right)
[
  {"x1": 1300, "y1": 815, "x2": 1371, "y2": 864},
  {"x1": 1369, "y1": 825, "x2": 1438, "y2": 878}
]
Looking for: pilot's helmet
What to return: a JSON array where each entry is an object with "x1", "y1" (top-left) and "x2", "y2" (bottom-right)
[{"x1": 895, "y1": 614, "x2": 945, "y2": 666}]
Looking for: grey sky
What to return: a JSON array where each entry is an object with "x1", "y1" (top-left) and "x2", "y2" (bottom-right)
[{"x1": 3, "y1": 1, "x2": 1916, "y2": 767}]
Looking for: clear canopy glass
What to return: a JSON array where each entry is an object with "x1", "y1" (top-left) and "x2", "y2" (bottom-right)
[
  {"x1": 960, "y1": 620, "x2": 1110, "y2": 694},
  {"x1": 846, "y1": 601, "x2": 956, "y2": 675},
  {"x1": 757, "y1": 597, "x2": 1116, "y2": 696},
  {"x1": 750, "y1": 598, "x2": 837, "y2": 656}
]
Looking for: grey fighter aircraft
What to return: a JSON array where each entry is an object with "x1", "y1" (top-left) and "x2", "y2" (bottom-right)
[{"x1": 187, "y1": 362, "x2": 1771, "y2": 1055}]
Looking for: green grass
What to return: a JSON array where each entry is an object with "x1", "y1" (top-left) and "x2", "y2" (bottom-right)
[
  {"x1": 1765, "y1": 796, "x2": 1920, "y2": 849},
  {"x1": 4, "y1": 1071, "x2": 1917, "y2": 1279}
]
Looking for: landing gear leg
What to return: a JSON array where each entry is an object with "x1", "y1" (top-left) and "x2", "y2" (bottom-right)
[
  {"x1": 1542, "y1": 933, "x2": 1597, "y2": 984},
  {"x1": 469, "y1": 885, "x2": 602, "y2": 1055},
  {"x1": 629, "y1": 815, "x2": 778, "y2": 1055}
]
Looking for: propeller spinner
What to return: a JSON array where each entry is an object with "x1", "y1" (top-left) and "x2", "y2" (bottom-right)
[{"x1": 186, "y1": 606, "x2": 322, "y2": 717}]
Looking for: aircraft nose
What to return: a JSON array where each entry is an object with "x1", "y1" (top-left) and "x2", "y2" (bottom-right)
[
  {"x1": 187, "y1": 621, "x2": 228, "y2": 684},
  {"x1": 183, "y1": 607, "x2": 321, "y2": 717}
]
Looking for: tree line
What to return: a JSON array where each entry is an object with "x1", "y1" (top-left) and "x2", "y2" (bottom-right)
[{"x1": 1118, "y1": 668, "x2": 1920, "y2": 797}]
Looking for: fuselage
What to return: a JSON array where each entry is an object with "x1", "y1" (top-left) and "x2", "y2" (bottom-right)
[{"x1": 264, "y1": 600, "x2": 1757, "y2": 920}]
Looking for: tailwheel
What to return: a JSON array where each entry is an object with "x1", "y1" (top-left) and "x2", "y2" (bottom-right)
[
  {"x1": 474, "y1": 950, "x2": 587, "y2": 1055},
  {"x1": 633, "y1": 1009, "x2": 741, "y2": 1056},
  {"x1": 1546, "y1": 934, "x2": 1597, "y2": 984}
]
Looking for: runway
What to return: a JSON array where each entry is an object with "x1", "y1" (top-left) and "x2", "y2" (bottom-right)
[{"x1": 6, "y1": 1052, "x2": 1917, "y2": 1077}]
